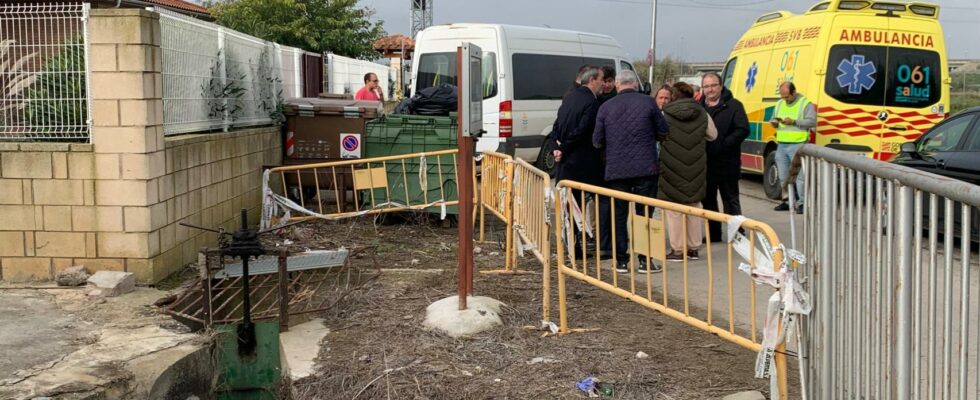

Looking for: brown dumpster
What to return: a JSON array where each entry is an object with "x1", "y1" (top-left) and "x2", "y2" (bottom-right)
[{"x1": 278, "y1": 98, "x2": 382, "y2": 213}]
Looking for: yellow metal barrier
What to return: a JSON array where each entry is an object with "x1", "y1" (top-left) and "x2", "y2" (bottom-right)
[
  {"x1": 478, "y1": 151, "x2": 516, "y2": 273},
  {"x1": 262, "y1": 149, "x2": 465, "y2": 225},
  {"x1": 508, "y1": 159, "x2": 552, "y2": 317},
  {"x1": 552, "y1": 180, "x2": 788, "y2": 399}
]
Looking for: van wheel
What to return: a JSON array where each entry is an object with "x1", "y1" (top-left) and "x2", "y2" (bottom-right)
[
  {"x1": 535, "y1": 139, "x2": 558, "y2": 175},
  {"x1": 763, "y1": 151, "x2": 783, "y2": 200}
]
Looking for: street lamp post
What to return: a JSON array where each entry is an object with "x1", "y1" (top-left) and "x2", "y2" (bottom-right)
[{"x1": 648, "y1": 0, "x2": 657, "y2": 86}]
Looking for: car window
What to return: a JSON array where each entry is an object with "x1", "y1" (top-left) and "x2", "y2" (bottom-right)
[
  {"x1": 919, "y1": 114, "x2": 974, "y2": 152},
  {"x1": 961, "y1": 115, "x2": 980, "y2": 151},
  {"x1": 620, "y1": 60, "x2": 634, "y2": 72}
]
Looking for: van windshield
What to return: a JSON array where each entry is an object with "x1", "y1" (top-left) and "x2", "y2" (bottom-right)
[
  {"x1": 417, "y1": 52, "x2": 498, "y2": 99},
  {"x1": 512, "y1": 54, "x2": 615, "y2": 100},
  {"x1": 824, "y1": 44, "x2": 941, "y2": 108}
]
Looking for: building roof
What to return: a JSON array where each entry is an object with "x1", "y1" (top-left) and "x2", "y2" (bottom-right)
[
  {"x1": 373, "y1": 35, "x2": 415, "y2": 52},
  {"x1": 140, "y1": 0, "x2": 209, "y2": 15}
]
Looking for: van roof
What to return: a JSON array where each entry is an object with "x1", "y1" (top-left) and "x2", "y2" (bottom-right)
[{"x1": 422, "y1": 23, "x2": 619, "y2": 42}]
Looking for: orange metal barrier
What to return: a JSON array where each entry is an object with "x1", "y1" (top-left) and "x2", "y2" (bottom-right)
[{"x1": 552, "y1": 180, "x2": 789, "y2": 399}]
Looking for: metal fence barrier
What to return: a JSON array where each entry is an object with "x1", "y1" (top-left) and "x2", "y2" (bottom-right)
[
  {"x1": 799, "y1": 144, "x2": 980, "y2": 400},
  {"x1": 260, "y1": 149, "x2": 465, "y2": 228},
  {"x1": 553, "y1": 179, "x2": 789, "y2": 398},
  {"x1": 0, "y1": 3, "x2": 91, "y2": 141},
  {"x1": 157, "y1": 8, "x2": 307, "y2": 136},
  {"x1": 478, "y1": 151, "x2": 515, "y2": 273},
  {"x1": 509, "y1": 159, "x2": 552, "y2": 317}
]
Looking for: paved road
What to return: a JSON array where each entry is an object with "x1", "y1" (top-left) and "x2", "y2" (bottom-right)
[
  {"x1": 657, "y1": 176, "x2": 793, "y2": 337},
  {"x1": 566, "y1": 175, "x2": 980, "y2": 397}
]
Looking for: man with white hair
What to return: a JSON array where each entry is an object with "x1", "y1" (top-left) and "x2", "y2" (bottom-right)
[{"x1": 593, "y1": 69, "x2": 671, "y2": 274}]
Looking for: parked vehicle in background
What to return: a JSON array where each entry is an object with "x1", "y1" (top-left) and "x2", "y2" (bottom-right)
[
  {"x1": 410, "y1": 23, "x2": 636, "y2": 167},
  {"x1": 892, "y1": 106, "x2": 980, "y2": 185},
  {"x1": 722, "y1": 0, "x2": 950, "y2": 199},
  {"x1": 892, "y1": 106, "x2": 980, "y2": 241}
]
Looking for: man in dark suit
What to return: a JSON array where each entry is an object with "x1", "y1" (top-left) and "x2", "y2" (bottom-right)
[
  {"x1": 552, "y1": 65, "x2": 604, "y2": 186},
  {"x1": 552, "y1": 65, "x2": 605, "y2": 259}
]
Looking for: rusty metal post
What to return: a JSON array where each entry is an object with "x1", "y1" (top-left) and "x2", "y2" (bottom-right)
[
  {"x1": 278, "y1": 250, "x2": 289, "y2": 332},
  {"x1": 456, "y1": 47, "x2": 475, "y2": 310},
  {"x1": 199, "y1": 249, "x2": 213, "y2": 327}
]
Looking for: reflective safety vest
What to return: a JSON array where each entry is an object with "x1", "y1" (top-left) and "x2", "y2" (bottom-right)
[{"x1": 775, "y1": 96, "x2": 811, "y2": 144}]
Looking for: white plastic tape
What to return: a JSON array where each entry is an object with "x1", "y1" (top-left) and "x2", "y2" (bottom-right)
[{"x1": 419, "y1": 155, "x2": 428, "y2": 191}]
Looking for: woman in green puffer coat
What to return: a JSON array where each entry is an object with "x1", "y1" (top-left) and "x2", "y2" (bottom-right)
[{"x1": 659, "y1": 82, "x2": 717, "y2": 262}]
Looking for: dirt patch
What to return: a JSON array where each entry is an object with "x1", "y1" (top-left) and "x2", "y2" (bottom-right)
[{"x1": 273, "y1": 218, "x2": 775, "y2": 399}]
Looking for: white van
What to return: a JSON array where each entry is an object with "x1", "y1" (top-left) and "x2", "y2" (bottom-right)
[{"x1": 410, "y1": 23, "x2": 636, "y2": 166}]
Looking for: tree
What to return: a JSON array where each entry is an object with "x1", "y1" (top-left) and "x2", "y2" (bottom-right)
[
  {"x1": 207, "y1": 0, "x2": 386, "y2": 60},
  {"x1": 633, "y1": 56, "x2": 685, "y2": 87}
]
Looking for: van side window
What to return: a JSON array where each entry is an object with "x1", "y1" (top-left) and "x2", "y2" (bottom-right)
[
  {"x1": 620, "y1": 61, "x2": 634, "y2": 72},
  {"x1": 417, "y1": 51, "x2": 498, "y2": 99},
  {"x1": 512, "y1": 53, "x2": 614, "y2": 100},
  {"x1": 722, "y1": 58, "x2": 737, "y2": 89}
]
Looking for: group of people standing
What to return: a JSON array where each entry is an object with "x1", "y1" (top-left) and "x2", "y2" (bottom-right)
[{"x1": 549, "y1": 66, "x2": 753, "y2": 273}]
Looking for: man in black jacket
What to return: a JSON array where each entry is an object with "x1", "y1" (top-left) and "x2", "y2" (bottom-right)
[
  {"x1": 699, "y1": 72, "x2": 750, "y2": 241},
  {"x1": 552, "y1": 65, "x2": 604, "y2": 259},
  {"x1": 552, "y1": 66, "x2": 604, "y2": 186}
]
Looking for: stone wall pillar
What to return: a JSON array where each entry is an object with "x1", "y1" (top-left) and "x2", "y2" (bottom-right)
[{"x1": 87, "y1": 9, "x2": 165, "y2": 282}]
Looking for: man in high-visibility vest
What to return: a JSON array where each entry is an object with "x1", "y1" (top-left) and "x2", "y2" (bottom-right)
[{"x1": 769, "y1": 81, "x2": 816, "y2": 214}]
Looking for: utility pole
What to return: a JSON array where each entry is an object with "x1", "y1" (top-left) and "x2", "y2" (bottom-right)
[{"x1": 648, "y1": 0, "x2": 657, "y2": 86}]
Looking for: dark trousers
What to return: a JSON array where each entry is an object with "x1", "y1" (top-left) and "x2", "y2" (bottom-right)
[
  {"x1": 607, "y1": 175, "x2": 658, "y2": 264},
  {"x1": 568, "y1": 188, "x2": 592, "y2": 254},
  {"x1": 703, "y1": 172, "x2": 742, "y2": 241},
  {"x1": 598, "y1": 190, "x2": 611, "y2": 253}
]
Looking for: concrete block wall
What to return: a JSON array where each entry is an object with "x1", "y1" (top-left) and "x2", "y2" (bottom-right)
[
  {"x1": 0, "y1": 9, "x2": 282, "y2": 283},
  {"x1": 0, "y1": 143, "x2": 104, "y2": 281},
  {"x1": 148, "y1": 129, "x2": 280, "y2": 283}
]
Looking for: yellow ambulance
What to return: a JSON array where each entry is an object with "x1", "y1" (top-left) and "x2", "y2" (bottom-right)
[{"x1": 721, "y1": 0, "x2": 949, "y2": 198}]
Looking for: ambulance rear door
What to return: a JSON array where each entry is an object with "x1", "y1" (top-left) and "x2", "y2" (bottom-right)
[
  {"x1": 880, "y1": 13, "x2": 946, "y2": 159},
  {"x1": 822, "y1": 14, "x2": 890, "y2": 158}
]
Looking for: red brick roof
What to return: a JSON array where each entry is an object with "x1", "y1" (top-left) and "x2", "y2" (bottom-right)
[
  {"x1": 142, "y1": 0, "x2": 209, "y2": 15},
  {"x1": 373, "y1": 35, "x2": 415, "y2": 52}
]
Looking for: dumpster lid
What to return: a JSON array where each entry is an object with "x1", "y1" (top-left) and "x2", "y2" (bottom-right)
[{"x1": 283, "y1": 98, "x2": 382, "y2": 117}]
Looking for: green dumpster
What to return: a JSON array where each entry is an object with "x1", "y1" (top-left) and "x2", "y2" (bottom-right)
[{"x1": 363, "y1": 114, "x2": 459, "y2": 215}]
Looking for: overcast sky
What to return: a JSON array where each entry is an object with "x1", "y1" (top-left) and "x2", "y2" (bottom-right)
[{"x1": 359, "y1": 0, "x2": 980, "y2": 62}]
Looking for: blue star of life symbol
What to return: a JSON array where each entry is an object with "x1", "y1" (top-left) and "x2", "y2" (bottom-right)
[
  {"x1": 836, "y1": 54, "x2": 877, "y2": 95},
  {"x1": 745, "y1": 62, "x2": 758, "y2": 93}
]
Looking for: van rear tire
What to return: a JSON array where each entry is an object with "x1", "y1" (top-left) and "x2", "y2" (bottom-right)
[
  {"x1": 535, "y1": 139, "x2": 558, "y2": 176},
  {"x1": 763, "y1": 151, "x2": 783, "y2": 200}
]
